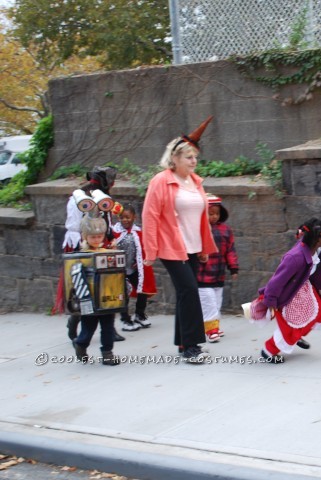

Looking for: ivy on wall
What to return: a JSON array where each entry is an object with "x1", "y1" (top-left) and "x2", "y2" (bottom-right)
[{"x1": 231, "y1": 48, "x2": 321, "y2": 105}]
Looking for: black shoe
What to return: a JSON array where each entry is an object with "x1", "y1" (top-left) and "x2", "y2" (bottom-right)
[
  {"x1": 178, "y1": 345, "x2": 209, "y2": 356},
  {"x1": 67, "y1": 316, "x2": 80, "y2": 340},
  {"x1": 261, "y1": 349, "x2": 284, "y2": 364},
  {"x1": 182, "y1": 346, "x2": 206, "y2": 364},
  {"x1": 113, "y1": 328, "x2": 125, "y2": 341},
  {"x1": 193, "y1": 345, "x2": 211, "y2": 358},
  {"x1": 72, "y1": 340, "x2": 88, "y2": 363},
  {"x1": 296, "y1": 338, "x2": 310, "y2": 349},
  {"x1": 101, "y1": 350, "x2": 120, "y2": 366}
]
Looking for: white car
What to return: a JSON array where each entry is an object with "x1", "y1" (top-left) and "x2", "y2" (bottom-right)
[{"x1": 0, "y1": 135, "x2": 32, "y2": 184}]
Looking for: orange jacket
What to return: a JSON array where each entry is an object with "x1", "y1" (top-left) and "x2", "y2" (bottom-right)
[{"x1": 142, "y1": 169, "x2": 217, "y2": 261}]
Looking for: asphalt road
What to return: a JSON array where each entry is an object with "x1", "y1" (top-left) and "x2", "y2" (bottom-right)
[{"x1": 0, "y1": 455, "x2": 140, "y2": 480}]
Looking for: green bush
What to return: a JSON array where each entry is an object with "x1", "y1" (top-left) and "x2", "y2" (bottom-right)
[
  {"x1": 49, "y1": 164, "x2": 88, "y2": 180},
  {"x1": 0, "y1": 115, "x2": 54, "y2": 208},
  {"x1": 195, "y1": 156, "x2": 263, "y2": 177}
]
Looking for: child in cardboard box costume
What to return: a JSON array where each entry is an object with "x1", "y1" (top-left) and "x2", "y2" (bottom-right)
[
  {"x1": 64, "y1": 209, "x2": 126, "y2": 365},
  {"x1": 54, "y1": 165, "x2": 124, "y2": 342}
]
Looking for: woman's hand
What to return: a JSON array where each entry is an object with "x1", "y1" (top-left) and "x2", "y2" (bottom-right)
[
  {"x1": 143, "y1": 259, "x2": 155, "y2": 266},
  {"x1": 197, "y1": 253, "x2": 208, "y2": 263}
]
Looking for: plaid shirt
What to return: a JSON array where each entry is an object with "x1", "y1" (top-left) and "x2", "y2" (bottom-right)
[{"x1": 197, "y1": 222, "x2": 239, "y2": 287}]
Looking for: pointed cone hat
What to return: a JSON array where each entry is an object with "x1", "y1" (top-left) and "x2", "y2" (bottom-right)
[{"x1": 173, "y1": 115, "x2": 213, "y2": 151}]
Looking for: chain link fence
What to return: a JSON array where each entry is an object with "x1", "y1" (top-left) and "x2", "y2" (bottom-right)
[{"x1": 172, "y1": 0, "x2": 321, "y2": 63}]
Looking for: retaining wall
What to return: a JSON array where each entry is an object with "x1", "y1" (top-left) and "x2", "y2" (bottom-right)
[{"x1": 44, "y1": 60, "x2": 321, "y2": 178}]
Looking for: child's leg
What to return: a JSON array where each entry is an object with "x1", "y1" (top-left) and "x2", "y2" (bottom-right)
[
  {"x1": 120, "y1": 280, "x2": 131, "y2": 322},
  {"x1": 264, "y1": 333, "x2": 281, "y2": 356},
  {"x1": 135, "y1": 293, "x2": 148, "y2": 316},
  {"x1": 66, "y1": 314, "x2": 81, "y2": 340},
  {"x1": 99, "y1": 314, "x2": 115, "y2": 352},
  {"x1": 262, "y1": 312, "x2": 308, "y2": 360},
  {"x1": 73, "y1": 315, "x2": 99, "y2": 361},
  {"x1": 120, "y1": 273, "x2": 140, "y2": 330},
  {"x1": 99, "y1": 314, "x2": 120, "y2": 366},
  {"x1": 126, "y1": 270, "x2": 151, "y2": 327},
  {"x1": 75, "y1": 316, "x2": 99, "y2": 347},
  {"x1": 198, "y1": 287, "x2": 220, "y2": 342},
  {"x1": 133, "y1": 293, "x2": 151, "y2": 327},
  {"x1": 214, "y1": 287, "x2": 224, "y2": 336}
]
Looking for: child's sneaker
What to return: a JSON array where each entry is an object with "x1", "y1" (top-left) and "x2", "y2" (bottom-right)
[
  {"x1": 133, "y1": 313, "x2": 151, "y2": 328},
  {"x1": 207, "y1": 329, "x2": 220, "y2": 343},
  {"x1": 218, "y1": 329, "x2": 225, "y2": 337},
  {"x1": 121, "y1": 320, "x2": 141, "y2": 331}
]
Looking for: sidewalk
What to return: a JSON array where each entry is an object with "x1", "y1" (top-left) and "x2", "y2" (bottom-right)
[{"x1": 0, "y1": 312, "x2": 321, "y2": 480}]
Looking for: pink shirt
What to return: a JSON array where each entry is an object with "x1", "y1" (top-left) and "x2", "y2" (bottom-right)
[
  {"x1": 175, "y1": 187, "x2": 204, "y2": 253},
  {"x1": 142, "y1": 169, "x2": 217, "y2": 261}
]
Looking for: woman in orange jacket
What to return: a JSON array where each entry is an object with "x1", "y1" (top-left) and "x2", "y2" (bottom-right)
[{"x1": 142, "y1": 117, "x2": 217, "y2": 363}]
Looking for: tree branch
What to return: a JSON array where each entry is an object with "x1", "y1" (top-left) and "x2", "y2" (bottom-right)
[
  {"x1": 136, "y1": 38, "x2": 172, "y2": 58},
  {"x1": 0, "y1": 98, "x2": 44, "y2": 117},
  {"x1": 35, "y1": 92, "x2": 51, "y2": 116}
]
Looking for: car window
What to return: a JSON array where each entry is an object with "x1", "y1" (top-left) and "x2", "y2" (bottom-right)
[
  {"x1": 12, "y1": 155, "x2": 22, "y2": 165},
  {"x1": 0, "y1": 151, "x2": 10, "y2": 165}
]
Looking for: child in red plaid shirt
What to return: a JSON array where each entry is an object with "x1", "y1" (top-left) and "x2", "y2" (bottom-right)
[{"x1": 197, "y1": 195, "x2": 239, "y2": 342}]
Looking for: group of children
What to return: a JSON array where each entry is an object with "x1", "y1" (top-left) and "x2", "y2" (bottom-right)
[
  {"x1": 62, "y1": 166, "x2": 238, "y2": 365},
  {"x1": 61, "y1": 163, "x2": 321, "y2": 367},
  {"x1": 66, "y1": 170, "x2": 321, "y2": 366}
]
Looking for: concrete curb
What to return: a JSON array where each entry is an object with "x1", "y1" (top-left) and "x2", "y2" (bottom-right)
[{"x1": 0, "y1": 431, "x2": 317, "y2": 480}]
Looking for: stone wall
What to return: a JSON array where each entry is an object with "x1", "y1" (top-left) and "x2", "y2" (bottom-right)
[{"x1": 44, "y1": 60, "x2": 321, "y2": 179}]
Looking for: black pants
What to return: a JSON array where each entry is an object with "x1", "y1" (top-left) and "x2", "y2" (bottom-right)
[
  {"x1": 161, "y1": 254, "x2": 205, "y2": 347},
  {"x1": 121, "y1": 270, "x2": 148, "y2": 320},
  {"x1": 76, "y1": 313, "x2": 115, "y2": 352}
]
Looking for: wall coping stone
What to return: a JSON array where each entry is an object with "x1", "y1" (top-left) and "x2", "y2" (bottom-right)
[
  {"x1": 0, "y1": 175, "x2": 274, "y2": 226},
  {"x1": 277, "y1": 139, "x2": 321, "y2": 160},
  {"x1": 203, "y1": 176, "x2": 273, "y2": 195},
  {"x1": 24, "y1": 175, "x2": 274, "y2": 198},
  {"x1": 0, "y1": 208, "x2": 35, "y2": 226},
  {"x1": 25, "y1": 179, "x2": 81, "y2": 196}
]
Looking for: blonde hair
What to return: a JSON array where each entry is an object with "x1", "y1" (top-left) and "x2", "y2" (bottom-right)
[{"x1": 159, "y1": 138, "x2": 198, "y2": 170}]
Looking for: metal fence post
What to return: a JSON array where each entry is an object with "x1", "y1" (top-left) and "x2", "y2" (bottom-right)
[
  {"x1": 305, "y1": 0, "x2": 315, "y2": 47},
  {"x1": 169, "y1": 0, "x2": 182, "y2": 64}
]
